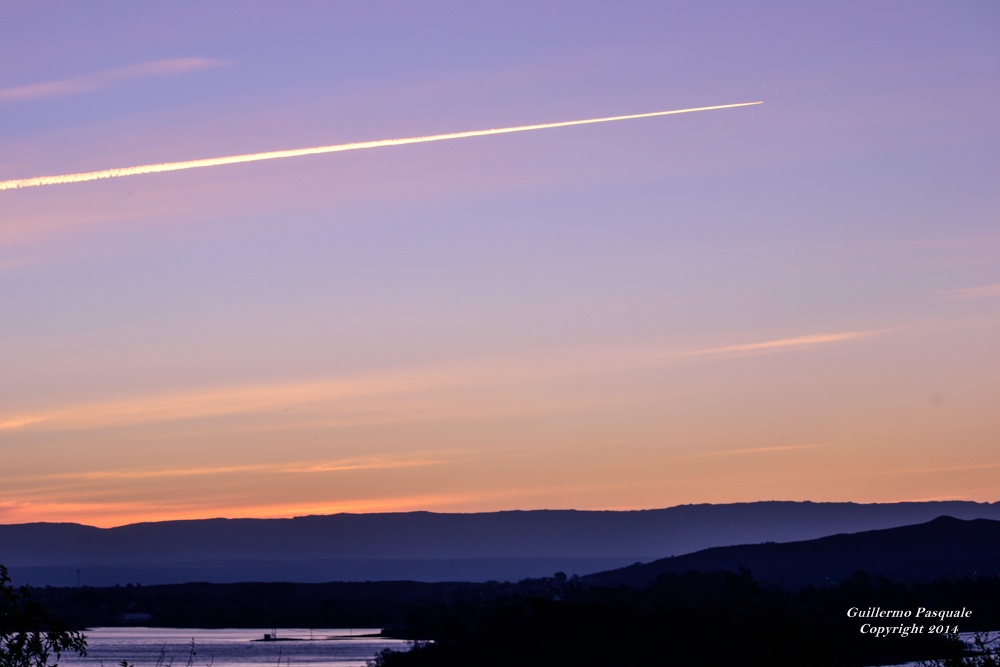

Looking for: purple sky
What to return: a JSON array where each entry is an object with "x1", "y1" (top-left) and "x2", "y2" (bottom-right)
[{"x1": 2, "y1": 1, "x2": 998, "y2": 526}]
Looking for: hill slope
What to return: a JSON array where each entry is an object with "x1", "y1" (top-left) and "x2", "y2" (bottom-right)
[{"x1": 584, "y1": 515, "x2": 1000, "y2": 587}]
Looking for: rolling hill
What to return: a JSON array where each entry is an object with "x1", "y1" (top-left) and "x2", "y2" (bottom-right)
[{"x1": 583, "y1": 515, "x2": 1000, "y2": 588}]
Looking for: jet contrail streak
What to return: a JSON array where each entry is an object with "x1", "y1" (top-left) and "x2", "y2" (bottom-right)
[{"x1": 0, "y1": 101, "x2": 762, "y2": 191}]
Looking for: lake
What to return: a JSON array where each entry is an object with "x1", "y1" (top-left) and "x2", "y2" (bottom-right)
[{"x1": 61, "y1": 627, "x2": 412, "y2": 667}]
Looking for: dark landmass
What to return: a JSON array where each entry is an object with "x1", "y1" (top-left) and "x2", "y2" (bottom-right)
[
  {"x1": 32, "y1": 570, "x2": 1000, "y2": 666},
  {"x1": 370, "y1": 571, "x2": 1000, "y2": 667},
  {"x1": 584, "y1": 516, "x2": 1000, "y2": 588},
  {"x1": 32, "y1": 579, "x2": 491, "y2": 629},
  {"x1": 10, "y1": 557, "x2": 628, "y2": 589},
  {"x1": 19, "y1": 515, "x2": 1000, "y2": 666},
  {"x1": 4, "y1": 500, "x2": 1000, "y2": 585},
  {"x1": 363, "y1": 517, "x2": 1000, "y2": 667},
  {"x1": 27, "y1": 516, "x2": 1000, "y2": 629}
]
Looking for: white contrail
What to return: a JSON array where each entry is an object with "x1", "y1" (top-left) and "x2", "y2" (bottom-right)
[{"x1": 0, "y1": 101, "x2": 762, "y2": 191}]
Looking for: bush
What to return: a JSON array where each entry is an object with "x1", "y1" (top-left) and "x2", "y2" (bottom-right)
[{"x1": 0, "y1": 565, "x2": 87, "y2": 667}]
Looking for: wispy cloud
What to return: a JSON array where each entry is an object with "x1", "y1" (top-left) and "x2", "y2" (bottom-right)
[
  {"x1": 0, "y1": 417, "x2": 41, "y2": 431},
  {"x1": 1, "y1": 327, "x2": 896, "y2": 434},
  {"x1": 0, "y1": 57, "x2": 228, "y2": 102},
  {"x1": 0, "y1": 374, "x2": 438, "y2": 431},
  {"x1": 704, "y1": 443, "x2": 833, "y2": 457},
  {"x1": 603, "y1": 435, "x2": 650, "y2": 445},
  {"x1": 891, "y1": 462, "x2": 1000, "y2": 475},
  {"x1": 686, "y1": 328, "x2": 895, "y2": 357},
  {"x1": 945, "y1": 284, "x2": 1000, "y2": 300},
  {"x1": 42, "y1": 456, "x2": 443, "y2": 481}
]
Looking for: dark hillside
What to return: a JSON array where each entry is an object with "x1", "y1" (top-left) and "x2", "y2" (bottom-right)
[{"x1": 584, "y1": 516, "x2": 1000, "y2": 588}]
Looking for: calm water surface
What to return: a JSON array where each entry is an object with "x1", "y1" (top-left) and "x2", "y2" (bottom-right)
[{"x1": 62, "y1": 627, "x2": 412, "y2": 667}]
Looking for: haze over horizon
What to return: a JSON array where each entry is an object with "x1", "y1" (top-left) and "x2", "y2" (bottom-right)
[{"x1": 2, "y1": 2, "x2": 998, "y2": 528}]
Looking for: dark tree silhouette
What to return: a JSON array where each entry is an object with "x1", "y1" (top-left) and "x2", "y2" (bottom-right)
[
  {"x1": 0, "y1": 566, "x2": 87, "y2": 667},
  {"x1": 920, "y1": 634, "x2": 1000, "y2": 667}
]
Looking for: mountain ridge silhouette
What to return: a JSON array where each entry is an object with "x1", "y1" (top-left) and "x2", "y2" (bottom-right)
[
  {"x1": 583, "y1": 515, "x2": 1000, "y2": 587},
  {"x1": 3, "y1": 501, "x2": 999, "y2": 585}
]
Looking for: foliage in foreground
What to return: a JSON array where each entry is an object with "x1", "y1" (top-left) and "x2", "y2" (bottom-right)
[
  {"x1": 921, "y1": 633, "x2": 1000, "y2": 667},
  {"x1": 0, "y1": 566, "x2": 87, "y2": 667}
]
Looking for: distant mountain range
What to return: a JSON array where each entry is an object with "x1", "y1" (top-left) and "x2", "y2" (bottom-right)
[
  {"x1": 3, "y1": 501, "x2": 999, "y2": 586},
  {"x1": 583, "y1": 515, "x2": 1000, "y2": 588}
]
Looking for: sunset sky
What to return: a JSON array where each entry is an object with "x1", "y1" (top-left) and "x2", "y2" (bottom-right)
[{"x1": 2, "y1": 1, "x2": 998, "y2": 527}]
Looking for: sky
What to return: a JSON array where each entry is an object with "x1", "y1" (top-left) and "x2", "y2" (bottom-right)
[{"x1": 1, "y1": 1, "x2": 998, "y2": 528}]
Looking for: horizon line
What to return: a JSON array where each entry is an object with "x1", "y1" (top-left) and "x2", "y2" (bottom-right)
[{"x1": 2, "y1": 496, "x2": 989, "y2": 529}]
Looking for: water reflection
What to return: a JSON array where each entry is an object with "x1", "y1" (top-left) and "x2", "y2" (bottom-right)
[{"x1": 62, "y1": 627, "x2": 410, "y2": 667}]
